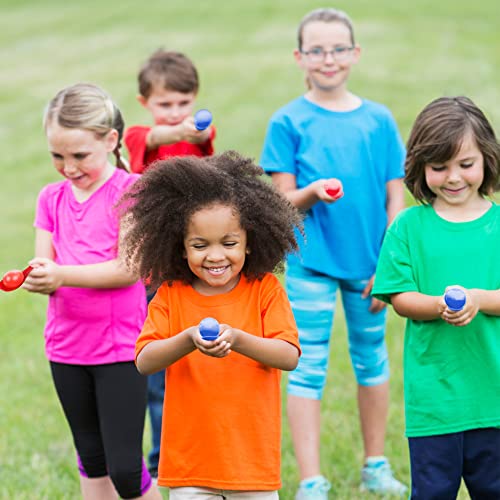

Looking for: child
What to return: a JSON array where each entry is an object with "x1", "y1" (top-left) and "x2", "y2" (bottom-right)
[
  {"x1": 119, "y1": 151, "x2": 302, "y2": 498},
  {"x1": 125, "y1": 49, "x2": 216, "y2": 477},
  {"x1": 372, "y1": 96, "x2": 500, "y2": 499},
  {"x1": 260, "y1": 7, "x2": 407, "y2": 498},
  {"x1": 24, "y1": 83, "x2": 161, "y2": 500},
  {"x1": 125, "y1": 49, "x2": 216, "y2": 174}
]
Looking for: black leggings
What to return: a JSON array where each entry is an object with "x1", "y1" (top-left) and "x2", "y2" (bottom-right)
[{"x1": 50, "y1": 361, "x2": 151, "y2": 499}]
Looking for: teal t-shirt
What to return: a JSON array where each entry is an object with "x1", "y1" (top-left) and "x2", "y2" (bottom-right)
[{"x1": 373, "y1": 204, "x2": 500, "y2": 437}]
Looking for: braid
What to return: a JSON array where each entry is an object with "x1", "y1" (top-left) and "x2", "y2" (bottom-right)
[{"x1": 114, "y1": 141, "x2": 130, "y2": 172}]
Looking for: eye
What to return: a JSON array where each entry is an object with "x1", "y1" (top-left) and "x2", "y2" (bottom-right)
[
  {"x1": 192, "y1": 244, "x2": 207, "y2": 250},
  {"x1": 309, "y1": 47, "x2": 324, "y2": 56},
  {"x1": 334, "y1": 46, "x2": 349, "y2": 54},
  {"x1": 223, "y1": 242, "x2": 237, "y2": 247},
  {"x1": 430, "y1": 165, "x2": 446, "y2": 172},
  {"x1": 51, "y1": 153, "x2": 63, "y2": 160},
  {"x1": 74, "y1": 153, "x2": 88, "y2": 161},
  {"x1": 460, "y1": 162, "x2": 474, "y2": 169}
]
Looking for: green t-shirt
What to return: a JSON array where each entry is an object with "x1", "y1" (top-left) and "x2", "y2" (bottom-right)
[{"x1": 373, "y1": 203, "x2": 500, "y2": 437}]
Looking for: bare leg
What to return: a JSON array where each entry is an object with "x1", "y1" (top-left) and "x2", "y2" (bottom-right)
[
  {"x1": 80, "y1": 474, "x2": 163, "y2": 500},
  {"x1": 287, "y1": 395, "x2": 322, "y2": 479},
  {"x1": 358, "y1": 381, "x2": 389, "y2": 459},
  {"x1": 80, "y1": 476, "x2": 118, "y2": 500},
  {"x1": 133, "y1": 483, "x2": 163, "y2": 499}
]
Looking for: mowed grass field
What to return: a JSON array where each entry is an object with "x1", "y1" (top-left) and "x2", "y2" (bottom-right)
[{"x1": 1, "y1": 1, "x2": 499, "y2": 498}]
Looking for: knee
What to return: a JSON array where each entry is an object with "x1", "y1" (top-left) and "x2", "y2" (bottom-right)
[
  {"x1": 350, "y1": 335, "x2": 389, "y2": 385},
  {"x1": 287, "y1": 362, "x2": 327, "y2": 399}
]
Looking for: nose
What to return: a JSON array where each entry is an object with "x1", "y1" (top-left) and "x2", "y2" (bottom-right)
[
  {"x1": 207, "y1": 245, "x2": 225, "y2": 262},
  {"x1": 324, "y1": 51, "x2": 336, "y2": 63},
  {"x1": 169, "y1": 105, "x2": 182, "y2": 119},
  {"x1": 63, "y1": 160, "x2": 78, "y2": 175},
  {"x1": 447, "y1": 167, "x2": 462, "y2": 183}
]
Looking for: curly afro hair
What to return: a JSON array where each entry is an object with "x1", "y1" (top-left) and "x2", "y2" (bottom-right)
[{"x1": 119, "y1": 151, "x2": 303, "y2": 289}]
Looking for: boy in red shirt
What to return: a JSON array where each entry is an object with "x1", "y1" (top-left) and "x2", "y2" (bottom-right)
[
  {"x1": 125, "y1": 49, "x2": 216, "y2": 479},
  {"x1": 125, "y1": 49, "x2": 216, "y2": 174}
]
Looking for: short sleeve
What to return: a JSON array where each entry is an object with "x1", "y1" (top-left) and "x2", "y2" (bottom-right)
[
  {"x1": 135, "y1": 285, "x2": 171, "y2": 361},
  {"x1": 34, "y1": 185, "x2": 55, "y2": 233},
  {"x1": 260, "y1": 114, "x2": 298, "y2": 175},
  {"x1": 124, "y1": 126, "x2": 149, "y2": 174},
  {"x1": 372, "y1": 215, "x2": 418, "y2": 303}
]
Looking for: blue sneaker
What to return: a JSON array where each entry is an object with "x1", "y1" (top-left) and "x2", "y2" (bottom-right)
[
  {"x1": 361, "y1": 457, "x2": 407, "y2": 496},
  {"x1": 295, "y1": 475, "x2": 331, "y2": 500}
]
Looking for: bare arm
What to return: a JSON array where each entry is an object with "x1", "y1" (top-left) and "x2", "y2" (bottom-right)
[
  {"x1": 365, "y1": 178, "x2": 406, "y2": 311},
  {"x1": 24, "y1": 228, "x2": 139, "y2": 294},
  {"x1": 212, "y1": 326, "x2": 299, "y2": 371},
  {"x1": 136, "y1": 328, "x2": 198, "y2": 375},
  {"x1": 386, "y1": 178, "x2": 406, "y2": 226},
  {"x1": 471, "y1": 288, "x2": 500, "y2": 316},
  {"x1": 391, "y1": 291, "x2": 444, "y2": 321},
  {"x1": 270, "y1": 172, "x2": 341, "y2": 210},
  {"x1": 146, "y1": 117, "x2": 211, "y2": 150}
]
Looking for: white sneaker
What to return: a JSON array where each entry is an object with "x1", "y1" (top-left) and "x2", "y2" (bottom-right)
[
  {"x1": 361, "y1": 457, "x2": 407, "y2": 496},
  {"x1": 295, "y1": 475, "x2": 331, "y2": 500}
]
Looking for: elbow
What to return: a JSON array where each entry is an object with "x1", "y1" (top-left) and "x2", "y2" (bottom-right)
[
  {"x1": 135, "y1": 352, "x2": 154, "y2": 376},
  {"x1": 281, "y1": 351, "x2": 300, "y2": 371}
]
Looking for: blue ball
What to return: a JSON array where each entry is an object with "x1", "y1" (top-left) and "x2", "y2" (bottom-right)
[
  {"x1": 199, "y1": 317, "x2": 220, "y2": 340},
  {"x1": 444, "y1": 288, "x2": 466, "y2": 311},
  {"x1": 194, "y1": 109, "x2": 212, "y2": 131}
]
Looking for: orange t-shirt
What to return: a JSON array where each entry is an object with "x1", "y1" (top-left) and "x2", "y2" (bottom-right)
[{"x1": 135, "y1": 273, "x2": 300, "y2": 490}]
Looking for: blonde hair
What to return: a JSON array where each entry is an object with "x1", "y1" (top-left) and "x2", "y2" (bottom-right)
[
  {"x1": 297, "y1": 8, "x2": 355, "y2": 50},
  {"x1": 44, "y1": 83, "x2": 129, "y2": 171}
]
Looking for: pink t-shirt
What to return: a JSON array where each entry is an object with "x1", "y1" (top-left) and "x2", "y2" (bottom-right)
[{"x1": 34, "y1": 168, "x2": 147, "y2": 365}]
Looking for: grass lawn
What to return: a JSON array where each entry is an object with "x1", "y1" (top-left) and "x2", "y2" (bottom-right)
[{"x1": 1, "y1": 0, "x2": 498, "y2": 498}]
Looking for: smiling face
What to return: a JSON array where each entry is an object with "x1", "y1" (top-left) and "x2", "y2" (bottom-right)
[
  {"x1": 138, "y1": 86, "x2": 196, "y2": 126},
  {"x1": 183, "y1": 204, "x2": 248, "y2": 295},
  {"x1": 294, "y1": 20, "x2": 359, "y2": 95},
  {"x1": 424, "y1": 131, "x2": 485, "y2": 211},
  {"x1": 46, "y1": 123, "x2": 116, "y2": 194}
]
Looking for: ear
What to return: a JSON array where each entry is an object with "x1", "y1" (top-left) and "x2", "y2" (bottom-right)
[
  {"x1": 137, "y1": 95, "x2": 148, "y2": 108},
  {"x1": 293, "y1": 48, "x2": 304, "y2": 67},
  {"x1": 245, "y1": 247, "x2": 251, "y2": 255},
  {"x1": 105, "y1": 129, "x2": 119, "y2": 153},
  {"x1": 351, "y1": 44, "x2": 361, "y2": 65}
]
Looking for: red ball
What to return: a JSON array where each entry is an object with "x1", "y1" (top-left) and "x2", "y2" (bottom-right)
[
  {"x1": 2, "y1": 270, "x2": 24, "y2": 290},
  {"x1": 324, "y1": 179, "x2": 344, "y2": 199}
]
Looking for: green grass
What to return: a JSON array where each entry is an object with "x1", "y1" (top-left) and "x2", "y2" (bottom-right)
[{"x1": 1, "y1": 0, "x2": 498, "y2": 498}]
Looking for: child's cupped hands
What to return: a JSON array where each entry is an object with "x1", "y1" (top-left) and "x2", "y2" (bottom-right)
[
  {"x1": 440, "y1": 286, "x2": 479, "y2": 327},
  {"x1": 192, "y1": 323, "x2": 233, "y2": 358},
  {"x1": 22, "y1": 257, "x2": 62, "y2": 295}
]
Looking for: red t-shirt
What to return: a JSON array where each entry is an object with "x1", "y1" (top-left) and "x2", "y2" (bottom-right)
[
  {"x1": 135, "y1": 273, "x2": 300, "y2": 490},
  {"x1": 124, "y1": 125, "x2": 216, "y2": 174}
]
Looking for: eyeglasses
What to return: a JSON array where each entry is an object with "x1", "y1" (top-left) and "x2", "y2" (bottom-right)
[{"x1": 300, "y1": 46, "x2": 355, "y2": 63}]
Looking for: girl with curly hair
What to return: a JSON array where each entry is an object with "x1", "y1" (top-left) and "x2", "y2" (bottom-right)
[{"x1": 120, "y1": 151, "x2": 302, "y2": 499}]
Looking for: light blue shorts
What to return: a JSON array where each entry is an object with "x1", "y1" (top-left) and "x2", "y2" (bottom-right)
[{"x1": 286, "y1": 260, "x2": 389, "y2": 400}]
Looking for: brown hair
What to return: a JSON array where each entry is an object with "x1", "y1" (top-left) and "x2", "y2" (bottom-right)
[
  {"x1": 405, "y1": 96, "x2": 500, "y2": 203},
  {"x1": 297, "y1": 8, "x2": 355, "y2": 50},
  {"x1": 119, "y1": 151, "x2": 303, "y2": 290},
  {"x1": 44, "y1": 83, "x2": 129, "y2": 171},
  {"x1": 138, "y1": 49, "x2": 199, "y2": 98}
]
